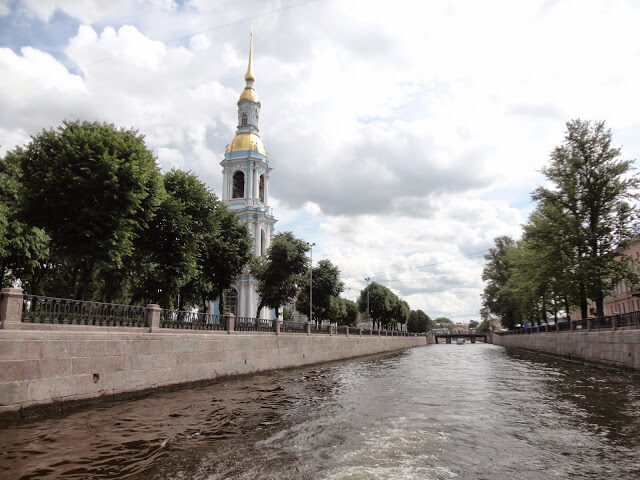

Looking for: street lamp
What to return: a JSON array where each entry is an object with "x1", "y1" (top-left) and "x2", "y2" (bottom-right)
[
  {"x1": 307, "y1": 242, "x2": 316, "y2": 324},
  {"x1": 364, "y1": 277, "x2": 371, "y2": 328}
]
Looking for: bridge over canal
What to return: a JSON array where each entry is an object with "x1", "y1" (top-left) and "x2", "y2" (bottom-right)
[{"x1": 434, "y1": 333, "x2": 488, "y2": 344}]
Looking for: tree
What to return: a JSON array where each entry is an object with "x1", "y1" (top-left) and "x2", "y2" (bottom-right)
[
  {"x1": 357, "y1": 282, "x2": 395, "y2": 330},
  {"x1": 534, "y1": 119, "x2": 639, "y2": 317},
  {"x1": 391, "y1": 298, "x2": 410, "y2": 331},
  {"x1": 252, "y1": 232, "x2": 309, "y2": 318},
  {"x1": 16, "y1": 120, "x2": 164, "y2": 299},
  {"x1": 0, "y1": 151, "x2": 50, "y2": 288},
  {"x1": 469, "y1": 320, "x2": 479, "y2": 329},
  {"x1": 433, "y1": 317, "x2": 453, "y2": 325},
  {"x1": 337, "y1": 298, "x2": 358, "y2": 326},
  {"x1": 481, "y1": 236, "x2": 522, "y2": 329},
  {"x1": 295, "y1": 259, "x2": 344, "y2": 324},
  {"x1": 185, "y1": 201, "x2": 252, "y2": 312},
  {"x1": 130, "y1": 170, "x2": 211, "y2": 308},
  {"x1": 408, "y1": 309, "x2": 432, "y2": 333},
  {"x1": 476, "y1": 318, "x2": 491, "y2": 334}
]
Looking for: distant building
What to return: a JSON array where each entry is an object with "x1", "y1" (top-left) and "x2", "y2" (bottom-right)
[
  {"x1": 452, "y1": 323, "x2": 468, "y2": 334},
  {"x1": 604, "y1": 239, "x2": 640, "y2": 316},
  {"x1": 568, "y1": 238, "x2": 640, "y2": 319}
]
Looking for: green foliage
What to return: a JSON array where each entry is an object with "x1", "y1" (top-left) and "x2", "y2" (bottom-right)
[
  {"x1": 14, "y1": 120, "x2": 164, "y2": 298},
  {"x1": 336, "y1": 298, "x2": 358, "y2": 326},
  {"x1": 1, "y1": 120, "x2": 253, "y2": 309},
  {"x1": 295, "y1": 259, "x2": 344, "y2": 323},
  {"x1": 408, "y1": 309, "x2": 432, "y2": 333},
  {"x1": 0, "y1": 151, "x2": 50, "y2": 287},
  {"x1": 481, "y1": 236, "x2": 522, "y2": 329},
  {"x1": 283, "y1": 306, "x2": 293, "y2": 322},
  {"x1": 483, "y1": 119, "x2": 639, "y2": 327},
  {"x1": 391, "y1": 298, "x2": 410, "y2": 330},
  {"x1": 252, "y1": 231, "x2": 309, "y2": 318},
  {"x1": 476, "y1": 319, "x2": 491, "y2": 334},
  {"x1": 357, "y1": 282, "x2": 410, "y2": 330},
  {"x1": 433, "y1": 317, "x2": 453, "y2": 324},
  {"x1": 533, "y1": 119, "x2": 639, "y2": 317},
  {"x1": 468, "y1": 320, "x2": 479, "y2": 329}
]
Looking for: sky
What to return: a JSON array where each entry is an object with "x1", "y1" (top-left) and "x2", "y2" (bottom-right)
[{"x1": 1, "y1": 0, "x2": 639, "y2": 323}]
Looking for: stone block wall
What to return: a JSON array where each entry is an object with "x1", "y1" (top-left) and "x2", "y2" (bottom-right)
[
  {"x1": 0, "y1": 329, "x2": 426, "y2": 414},
  {"x1": 492, "y1": 329, "x2": 640, "y2": 371}
]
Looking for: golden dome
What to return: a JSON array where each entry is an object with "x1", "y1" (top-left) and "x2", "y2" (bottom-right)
[
  {"x1": 229, "y1": 132, "x2": 265, "y2": 155},
  {"x1": 239, "y1": 86, "x2": 259, "y2": 102}
]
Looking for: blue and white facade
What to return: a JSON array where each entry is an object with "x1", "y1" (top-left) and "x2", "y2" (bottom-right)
[{"x1": 218, "y1": 33, "x2": 277, "y2": 319}]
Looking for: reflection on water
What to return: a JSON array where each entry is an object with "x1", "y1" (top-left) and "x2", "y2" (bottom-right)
[{"x1": 1, "y1": 344, "x2": 639, "y2": 479}]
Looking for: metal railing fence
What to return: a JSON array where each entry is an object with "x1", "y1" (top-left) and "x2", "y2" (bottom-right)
[
  {"x1": 160, "y1": 309, "x2": 223, "y2": 330},
  {"x1": 234, "y1": 316, "x2": 272, "y2": 332},
  {"x1": 281, "y1": 321, "x2": 307, "y2": 333},
  {"x1": 22, "y1": 294, "x2": 147, "y2": 327},
  {"x1": 496, "y1": 309, "x2": 640, "y2": 335}
]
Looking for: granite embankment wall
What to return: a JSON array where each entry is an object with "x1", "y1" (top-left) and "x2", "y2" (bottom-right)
[
  {"x1": 0, "y1": 329, "x2": 426, "y2": 414},
  {"x1": 492, "y1": 329, "x2": 640, "y2": 371}
]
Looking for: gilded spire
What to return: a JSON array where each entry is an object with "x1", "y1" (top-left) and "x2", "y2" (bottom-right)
[{"x1": 244, "y1": 29, "x2": 255, "y2": 83}]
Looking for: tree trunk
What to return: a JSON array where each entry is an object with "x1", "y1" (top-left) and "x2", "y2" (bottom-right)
[
  {"x1": 595, "y1": 291, "x2": 604, "y2": 317},
  {"x1": 579, "y1": 282, "x2": 588, "y2": 319}
]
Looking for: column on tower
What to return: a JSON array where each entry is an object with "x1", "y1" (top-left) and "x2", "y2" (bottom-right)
[
  {"x1": 264, "y1": 175, "x2": 269, "y2": 205},
  {"x1": 252, "y1": 164, "x2": 258, "y2": 200}
]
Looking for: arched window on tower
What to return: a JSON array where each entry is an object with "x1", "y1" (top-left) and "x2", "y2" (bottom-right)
[
  {"x1": 259, "y1": 174, "x2": 265, "y2": 203},
  {"x1": 260, "y1": 229, "x2": 266, "y2": 256},
  {"x1": 232, "y1": 171, "x2": 244, "y2": 198},
  {"x1": 241, "y1": 113, "x2": 248, "y2": 126},
  {"x1": 223, "y1": 288, "x2": 238, "y2": 315}
]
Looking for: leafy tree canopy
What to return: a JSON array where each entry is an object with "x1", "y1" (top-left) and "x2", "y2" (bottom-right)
[{"x1": 252, "y1": 231, "x2": 309, "y2": 318}]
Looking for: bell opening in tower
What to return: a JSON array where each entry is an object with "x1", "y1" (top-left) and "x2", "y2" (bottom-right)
[
  {"x1": 232, "y1": 170, "x2": 245, "y2": 198},
  {"x1": 259, "y1": 174, "x2": 265, "y2": 203}
]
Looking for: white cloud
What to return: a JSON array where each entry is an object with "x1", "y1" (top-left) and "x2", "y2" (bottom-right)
[{"x1": 0, "y1": 1, "x2": 10, "y2": 16}]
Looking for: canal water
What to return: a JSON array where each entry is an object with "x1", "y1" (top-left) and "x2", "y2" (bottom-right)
[{"x1": 1, "y1": 344, "x2": 640, "y2": 479}]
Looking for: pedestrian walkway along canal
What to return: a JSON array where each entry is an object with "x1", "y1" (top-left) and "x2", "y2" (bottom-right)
[{"x1": 2, "y1": 344, "x2": 639, "y2": 479}]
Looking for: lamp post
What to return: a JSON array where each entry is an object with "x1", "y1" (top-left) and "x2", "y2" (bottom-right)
[
  {"x1": 364, "y1": 277, "x2": 371, "y2": 328},
  {"x1": 307, "y1": 242, "x2": 316, "y2": 325}
]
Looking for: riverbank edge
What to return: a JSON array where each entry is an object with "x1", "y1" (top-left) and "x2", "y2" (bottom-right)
[
  {"x1": 0, "y1": 347, "x2": 423, "y2": 424},
  {"x1": 0, "y1": 329, "x2": 426, "y2": 421},
  {"x1": 492, "y1": 329, "x2": 640, "y2": 372}
]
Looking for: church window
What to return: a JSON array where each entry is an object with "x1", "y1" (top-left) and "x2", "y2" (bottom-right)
[
  {"x1": 260, "y1": 229, "x2": 266, "y2": 256},
  {"x1": 223, "y1": 288, "x2": 238, "y2": 315},
  {"x1": 232, "y1": 171, "x2": 244, "y2": 198},
  {"x1": 259, "y1": 174, "x2": 265, "y2": 203},
  {"x1": 241, "y1": 113, "x2": 248, "y2": 126}
]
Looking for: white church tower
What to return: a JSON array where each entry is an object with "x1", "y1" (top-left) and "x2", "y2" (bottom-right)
[{"x1": 220, "y1": 32, "x2": 277, "y2": 319}]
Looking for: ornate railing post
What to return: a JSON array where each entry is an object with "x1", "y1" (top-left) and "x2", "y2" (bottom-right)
[
  {"x1": 612, "y1": 315, "x2": 618, "y2": 331},
  {"x1": 272, "y1": 318, "x2": 280, "y2": 335},
  {"x1": 305, "y1": 321, "x2": 311, "y2": 335},
  {"x1": 359, "y1": 328, "x2": 362, "y2": 336},
  {"x1": 328, "y1": 324, "x2": 333, "y2": 336},
  {"x1": 587, "y1": 318, "x2": 592, "y2": 331},
  {"x1": 146, "y1": 304, "x2": 161, "y2": 332},
  {"x1": 225, "y1": 313, "x2": 235, "y2": 333},
  {"x1": 345, "y1": 326, "x2": 349, "y2": 336},
  {"x1": 0, "y1": 288, "x2": 23, "y2": 329}
]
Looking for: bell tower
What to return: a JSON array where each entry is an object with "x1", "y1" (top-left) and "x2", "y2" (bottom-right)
[{"x1": 220, "y1": 31, "x2": 277, "y2": 319}]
